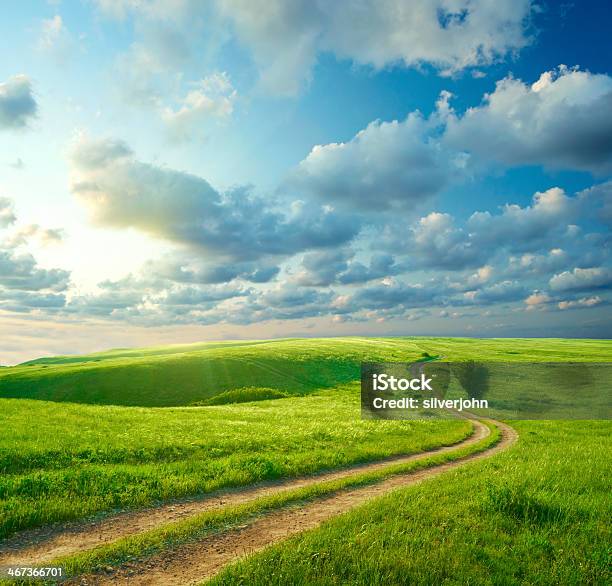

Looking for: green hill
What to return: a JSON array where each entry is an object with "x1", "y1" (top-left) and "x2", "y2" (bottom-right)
[{"x1": 1, "y1": 337, "x2": 610, "y2": 406}]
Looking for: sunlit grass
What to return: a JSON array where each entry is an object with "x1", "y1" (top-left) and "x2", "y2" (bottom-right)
[
  {"x1": 0, "y1": 386, "x2": 470, "y2": 539},
  {"x1": 1, "y1": 337, "x2": 609, "y2": 406},
  {"x1": 53, "y1": 422, "x2": 500, "y2": 579},
  {"x1": 211, "y1": 420, "x2": 611, "y2": 585}
]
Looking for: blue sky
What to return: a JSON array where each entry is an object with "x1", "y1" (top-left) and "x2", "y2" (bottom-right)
[{"x1": 1, "y1": 0, "x2": 611, "y2": 363}]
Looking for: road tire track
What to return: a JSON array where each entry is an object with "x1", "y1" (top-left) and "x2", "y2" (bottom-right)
[
  {"x1": 0, "y1": 420, "x2": 480, "y2": 567},
  {"x1": 69, "y1": 420, "x2": 517, "y2": 585}
]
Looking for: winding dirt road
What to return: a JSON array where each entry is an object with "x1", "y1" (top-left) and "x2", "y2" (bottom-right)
[{"x1": 0, "y1": 419, "x2": 517, "y2": 585}]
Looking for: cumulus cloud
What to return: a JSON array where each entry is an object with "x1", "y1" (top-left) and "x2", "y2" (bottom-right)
[
  {"x1": 579, "y1": 181, "x2": 612, "y2": 227},
  {"x1": 463, "y1": 280, "x2": 527, "y2": 306},
  {"x1": 409, "y1": 212, "x2": 482, "y2": 269},
  {"x1": 0, "y1": 250, "x2": 70, "y2": 292},
  {"x1": 159, "y1": 283, "x2": 248, "y2": 306},
  {"x1": 144, "y1": 254, "x2": 279, "y2": 285},
  {"x1": 64, "y1": 272, "x2": 250, "y2": 322},
  {"x1": 293, "y1": 249, "x2": 352, "y2": 287},
  {"x1": 524, "y1": 291, "x2": 552, "y2": 309},
  {"x1": 340, "y1": 279, "x2": 443, "y2": 313},
  {"x1": 508, "y1": 249, "x2": 570, "y2": 277},
  {"x1": 70, "y1": 135, "x2": 360, "y2": 262},
  {"x1": 445, "y1": 66, "x2": 612, "y2": 173},
  {"x1": 549, "y1": 267, "x2": 612, "y2": 292},
  {"x1": 558, "y1": 296, "x2": 603, "y2": 310},
  {"x1": 5, "y1": 224, "x2": 64, "y2": 248},
  {"x1": 0, "y1": 199, "x2": 69, "y2": 297},
  {"x1": 140, "y1": 281, "x2": 338, "y2": 325},
  {"x1": 338, "y1": 254, "x2": 399, "y2": 285},
  {"x1": 0, "y1": 290, "x2": 66, "y2": 313},
  {"x1": 217, "y1": 0, "x2": 534, "y2": 95},
  {"x1": 0, "y1": 75, "x2": 37, "y2": 130},
  {"x1": 0, "y1": 199, "x2": 70, "y2": 314},
  {"x1": 293, "y1": 249, "x2": 399, "y2": 287},
  {"x1": 94, "y1": 0, "x2": 534, "y2": 96},
  {"x1": 467, "y1": 187, "x2": 578, "y2": 249},
  {"x1": 258, "y1": 284, "x2": 334, "y2": 320},
  {"x1": 0, "y1": 198, "x2": 16, "y2": 228},
  {"x1": 377, "y1": 185, "x2": 592, "y2": 273},
  {"x1": 290, "y1": 108, "x2": 465, "y2": 211},
  {"x1": 162, "y1": 72, "x2": 237, "y2": 141},
  {"x1": 290, "y1": 69, "x2": 612, "y2": 214}
]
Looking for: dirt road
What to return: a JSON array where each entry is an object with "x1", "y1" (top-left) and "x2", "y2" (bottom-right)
[{"x1": 0, "y1": 419, "x2": 517, "y2": 585}]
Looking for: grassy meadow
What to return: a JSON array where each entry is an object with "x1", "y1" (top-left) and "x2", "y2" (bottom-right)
[
  {"x1": 0, "y1": 336, "x2": 610, "y2": 583},
  {"x1": 211, "y1": 420, "x2": 611, "y2": 585},
  {"x1": 1, "y1": 337, "x2": 610, "y2": 406},
  {"x1": 0, "y1": 387, "x2": 471, "y2": 539}
]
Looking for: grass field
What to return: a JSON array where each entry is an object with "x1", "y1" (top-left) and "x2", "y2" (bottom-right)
[
  {"x1": 0, "y1": 387, "x2": 472, "y2": 539},
  {"x1": 2, "y1": 337, "x2": 610, "y2": 406},
  {"x1": 211, "y1": 420, "x2": 611, "y2": 585},
  {"x1": 0, "y1": 336, "x2": 610, "y2": 584},
  {"x1": 52, "y1": 422, "x2": 502, "y2": 578}
]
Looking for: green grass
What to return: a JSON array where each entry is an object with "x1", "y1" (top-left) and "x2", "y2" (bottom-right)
[
  {"x1": 52, "y1": 421, "x2": 501, "y2": 579},
  {"x1": 210, "y1": 420, "x2": 611, "y2": 586},
  {"x1": 0, "y1": 386, "x2": 471, "y2": 539},
  {"x1": 1, "y1": 336, "x2": 610, "y2": 585},
  {"x1": 194, "y1": 387, "x2": 290, "y2": 405},
  {"x1": 1, "y1": 337, "x2": 610, "y2": 406}
]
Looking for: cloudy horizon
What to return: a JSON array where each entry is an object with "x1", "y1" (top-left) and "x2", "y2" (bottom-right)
[{"x1": 1, "y1": 0, "x2": 611, "y2": 364}]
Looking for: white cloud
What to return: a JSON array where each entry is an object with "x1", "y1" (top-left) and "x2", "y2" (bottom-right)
[
  {"x1": 290, "y1": 109, "x2": 464, "y2": 211},
  {"x1": 524, "y1": 291, "x2": 552, "y2": 308},
  {"x1": 70, "y1": 135, "x2": 360, "y2": 262},
  {"x1": 558, "y1": 296, "x2": 603, "y2": 310},
  {"x1": 0, "y1": 75, "x2": 38, "y2": 130},
  {"x1": 94, "y1": 0, "x2": 535, "y2": 96},
  {"x1": 379, "y1": 184, "x2": 598, "y2": 273},
  {"x1": 511, "y1": 249, "x2": 569, "y2": 276},
  {"x1": 293, "y1": 249, "x2": 398, "y2": 286},
  {"x1": 0, "y1": 250, "x2": 69, "y2": 292},
  {"x1": 549, "y1": 267, "x2": 612, "y2": 292},
  {"x1": 0, "y1": 198, "x2": 70, "y2": 310},
  {"x1": 579, "y1": 181, "x2": 612, "y2": 227},
  {"x1": 409, "y1": 212, "x2": 481, "y2": 269},
  {"x1": 445, "y1": 66, "x2": 612, "y2": 173},
  {"x1": 4, "y1": 224, "x2": 64, "y2": 248},
  {"x1": 464, "y1": 280, "x2": 526, "y2": 305},
  {"x1": 467, "y1": 187, "x2": 577, "y2": 249},
  {"x1": 162, "y1": 72, "x2": 237, "y2": 141},
  {"x1": 218, "y1": 0, "x2": 534, "y2": 95},
  {"x1": 0, "y1": 198, "x2": 16, "y2": 228}
]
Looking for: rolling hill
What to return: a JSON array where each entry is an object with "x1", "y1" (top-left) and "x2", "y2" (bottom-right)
[{"x1": 1, "y1": 337, "x2": 611, "y2": 406}]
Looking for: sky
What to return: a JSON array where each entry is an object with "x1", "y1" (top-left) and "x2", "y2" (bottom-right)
[{"x1": 1, "y1": 0, "x2": 611, "y2": 364}]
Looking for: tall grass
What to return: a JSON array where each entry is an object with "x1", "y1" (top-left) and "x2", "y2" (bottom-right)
[
  {"x1": 53, "y1": 422, "x2": 500, "y2": 579},
  {"x1": 0, "y1": 386, "x2": 470, "y2": 539},
  {"x1": 211, "y1": 420, "x2": 611, "y2": 585}
]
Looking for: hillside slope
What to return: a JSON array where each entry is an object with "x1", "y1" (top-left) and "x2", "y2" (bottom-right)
[{"x1": 1, "y1": 337, "x2": 610, "y2": 406}]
